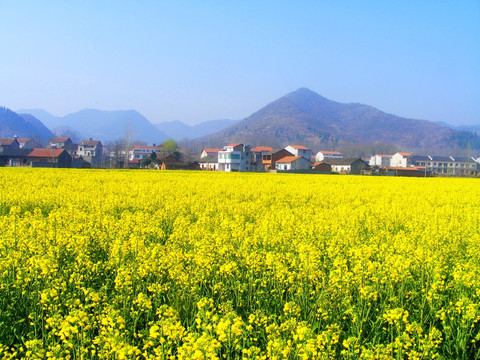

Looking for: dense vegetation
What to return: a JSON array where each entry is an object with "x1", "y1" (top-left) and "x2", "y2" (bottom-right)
[{"x1": 0, "y1": 168, "x2": 479, "y2": 359}]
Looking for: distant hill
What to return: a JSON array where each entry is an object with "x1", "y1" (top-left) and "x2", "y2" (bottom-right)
[
  {"x1": 195, "y1": 88, "x2": 478, "y2": 155},
  {"x1": 155, "y1": 119, "x2": 238, "y2": 140},
  {"x1": 19, "y1": 108, "x2": 169, "y2": 144},
  {"x1": 0, "y1": 107, "x2": 53, "y2": 143},
  {"x1": 436, "y1": 121, "x2": 480, "y2": 134}
]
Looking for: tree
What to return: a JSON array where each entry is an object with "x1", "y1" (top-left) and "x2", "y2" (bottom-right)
[{"x1": 162, "y1": 139, "x2": 178, "y2": 154}]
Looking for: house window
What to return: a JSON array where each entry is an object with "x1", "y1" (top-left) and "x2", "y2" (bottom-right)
[{"x1": 284, "y1": 165, "x2": 287, "y2": 170}]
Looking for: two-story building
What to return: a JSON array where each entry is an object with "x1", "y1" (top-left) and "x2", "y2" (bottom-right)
[
  {"x1": 77, "y1": 139, "x2": 103, "y2": 167},
  {"x1": 390, "y1": 152, "x2": 413, "y2": 167},
  {"x1": 250, "y1": 146, "x2": 273, "y2": 171},
  {"x1": 284, "y1": 145, "x2": 312, "y2": 160},
  {"x1": 369, "y1": 154, "x2": 392, "y2": 167},
  {"x1": 218, "y1": 143, "x2": 251, "y2": 172},
  {"x1": 412, "y1": 155, "x2": 478, "y2": 176}
]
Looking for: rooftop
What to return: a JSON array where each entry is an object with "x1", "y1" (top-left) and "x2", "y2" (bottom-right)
[{"x1": 28, "y1": 148, "x2": 66, "y2": 158}]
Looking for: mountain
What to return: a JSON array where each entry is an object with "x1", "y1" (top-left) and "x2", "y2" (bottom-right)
[
  {"x1": 0, "y1": 107, "x2": 53, "y2": 143},
  {"x1": 436, "y1": 121, "x2": 480, "y2": 134},
  {"x1": 196, "y1": 88, "x2": 477, "y2": 154},
  {"x1": 155, "y1": 119, "x2": 238, "y2": 140},
  {"x1": 19, "y1": 108, "x2": 169, "y2": 144},
  {"x1": 17, "y1": 108, "x2": 63, "y2": 129}
]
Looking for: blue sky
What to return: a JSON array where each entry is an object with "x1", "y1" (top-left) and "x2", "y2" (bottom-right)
[{"x1": 1, "y1": 1, "x2": 479, "y2": 125}]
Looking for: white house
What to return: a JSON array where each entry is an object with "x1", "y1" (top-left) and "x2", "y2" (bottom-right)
[
  {"x1": 200, "y1": 148, "x2": 221, "y2": 158},
  {"x1": 369, "y1": 154, "x2": 392, "y2": 167},
  {"x1": 390, "y1": 152, "x2": 413, "y2": 167},
  {"x1": 129, "y1": 145, "x2": 163, "y2": 161},
  {"x1": 315, "y1": 150, "x2": 343, "y2": 162},
  {"x1": 198, "y1": 154, "x2": 218, "y2": 171},
  {"x1": 77, "y1": 139, "x2": 103, "y2": 167},
  {"x1": 275, "y1": 156, "x2": 312, "y2": 171},
  {"x1": 284, "y1": 145, "x2": 312, "y2": 160},
  {"x1": 218, "y1": 143, "x2": 251, "y2": 172}
]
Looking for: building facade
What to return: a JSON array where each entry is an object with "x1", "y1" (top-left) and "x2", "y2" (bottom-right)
[{"x1": 218, "y1": 143, "x2": 251, "y2": 172}]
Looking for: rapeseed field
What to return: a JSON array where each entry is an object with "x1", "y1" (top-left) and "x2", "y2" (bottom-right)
[{"x1": 0, "y1": 168, "x2": 479, "y2": 359}]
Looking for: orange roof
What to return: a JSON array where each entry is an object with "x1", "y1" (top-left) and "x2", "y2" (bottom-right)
[
  {"x1": 203, "y1": 148, "x2": 221, "y2": 153},
  {"x1": 319, "y1": 150, "x2": 342, "y2": 154},
  {"x1": 376, "y1": 154, "x2": 393, "y2": 157},
  {"x1": 0, "y1": 138, "x2": 17, "y2": 145},
  {"x1": 397, "y1": 152, "x2": 412, "y2": 157},
  {"x1": 288, "y1": 145, "x2": 309, "y2": 150},
  {"x1": 251, "y1": 146, "x2": 273, "y2": 152},
  {"x1": 28, "y1": 148, "x2": 66, "y2": 158},
  {"x1": 16, "y1": 138, "x2": 32, "y2": 143},
  {"x1": 276, "y1": 155, "x2": 302, "y2": 163},
  {"x1": 311, "y1": 161, "x2": 331, "y2": 167},
  {"x1": 226, "y1": 143, "x2": 242, "y2": 147}
]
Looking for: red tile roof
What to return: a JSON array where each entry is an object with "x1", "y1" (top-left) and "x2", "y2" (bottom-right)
[
  {"x1": 28, "y1": 148, "x2": 66, "y2": 158},
  {"x1": 397, "y1": 152, "x2": 412, "y2": 157},
  {"x1": 288, "y1": 145, "x2": 309, "y2": 150},
  {"x1": 251, "y1": 146, "x2": 273, "y2": 152},
  {"x1": 276, "y1": 156, "x2": 302, "y2": 163},
  {"x1": 16, "y1": 138, "x2": 32, "y2": 143},
  {"x1": 0, "y1": 138, "x2": 17, "y2": 145},
  {"x1": 226, "y1": 143, "x2": 242, "y2": 147},
  {"x1": 203, "y1": 148, "x2": 221, "y2": 153}
]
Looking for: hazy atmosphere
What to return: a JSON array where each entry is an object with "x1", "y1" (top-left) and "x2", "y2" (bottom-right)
[{"x1": 1, "y1": 0, "x2": 479, "y2": 125}]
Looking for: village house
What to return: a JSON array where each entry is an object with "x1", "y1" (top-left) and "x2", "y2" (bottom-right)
[
  {"x1": 17, "y1": 138, "x2": 42, "y2": 149},
  {"x1": 323, "y1": 158, "x2": 369, "y2": 175},
  {"x1": 284, "y1": 145, "x2": 312, "y2": 160},
  {"x1": 0, "y1": 148, "x2": 31, "y2": 167},
  {"x1": 0, "y1": 138, "x2": 19, "y2": 152},
  {"x1": 275, "y1": 156, "x2": 312, "y2": 171},
  {"x1": 198, "y1": 154, "x2": 218, "y2": 171},
  {"x1": 315, "y1": 150, "x2": 343, "y2": 162},
  {"x1": 311, "y1": 161, "x2": 333, "y2": 174},
  {"x1": 369, "y1": 154, "x2": 392, "y2": 167},
  {"x1": 250, "y1": 146, "x2": 273, "y2": 171},
  {"x1": 262, "y1": 148, "x2": 294, "y2": 171},
  {"x1": 48, "y1": 137, "x2": 77, "y2": 155},
  {"x1": 27, "y1": 148, "x2": 72, "y2": 168},
  {"x1": 390, "y1": 152, "x2": 413, "y2": 167},
  {"x1": 218, "y1": 143, "x2": 251, "y2": 172},
  {"x1": 200, "y1": 148, "x2": 222, "y2": 158},
  {"x1": 129, "y1": 145, "x2": 163, "y2": 161},
  {"x1": 77, "y1": 139, "x2": 103, "y2": 167}
]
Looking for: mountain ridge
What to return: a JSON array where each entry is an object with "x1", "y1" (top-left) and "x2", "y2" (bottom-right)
[
  {"x1": 0, "y1": 107, "x2": 53, "y2": 144},
  {"x1": 19, "y1": 108, "x2": 169, "y2": 144},
  {"x1": 194, "y1": 88, "x2": 477, "y2": 155}
]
